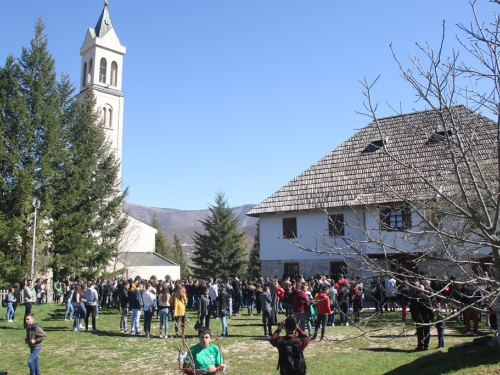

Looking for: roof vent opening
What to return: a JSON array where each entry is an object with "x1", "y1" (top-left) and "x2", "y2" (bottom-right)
[
  {"x1": 426, "y1": 129, "x2": 452, "y2": 145},
  {"x1": 362, "y1": 139, "x2": 386, "y2": 153}
]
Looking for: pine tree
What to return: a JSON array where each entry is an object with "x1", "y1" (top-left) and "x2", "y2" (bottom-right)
[
  {"x1": 150, "y1": 213, "x2": 174, "y2": 260},
  {"x1": 50, "y1": 89, "x2": 127, "y2": 278},
  {"x1": 173, "y1": 233, "x2": 189, "y2": 278},
  {"x1": 0, "y1": 55, "x2": 27, "y2": 285},
  {"x1": 0, "y1": 19, "x2": 127, "y2": 282},
  {"x1": 192, "y1": 192, "x2": 247, "y2": 279},
  {"x1": 0, "y1": 19, "x2": 60, "y2": 281},
  {"x1": 246, "y1": 220, "x2": 261, "y2": 279}
]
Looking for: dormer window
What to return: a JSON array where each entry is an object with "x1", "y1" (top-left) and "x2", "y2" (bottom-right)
[
  {"x1": 362, "y1": 139, "x2": 386, "y2": 153},
  {"x1": 426, "y1": 130, "x2": 452, "y2": 145}
]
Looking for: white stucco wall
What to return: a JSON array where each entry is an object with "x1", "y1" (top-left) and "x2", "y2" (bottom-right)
[
  {"x1": 259, "y1": 209, "x2": 368, "y2": 261},
  {"x1": 120, "y1": 216, "x2": 157, "y2": 253},
  {"x1": 124, "y1": 265, "x2": 180, "y2": 282}
]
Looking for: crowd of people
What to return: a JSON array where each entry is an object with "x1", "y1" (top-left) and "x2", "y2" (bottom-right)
[{"x1": 2, "y1": 271, "x2": 498, "y2": 374}]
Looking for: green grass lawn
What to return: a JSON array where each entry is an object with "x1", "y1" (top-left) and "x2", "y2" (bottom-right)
[{"x1": 0, "y1": 304, "x2": 498, "y2": 375}]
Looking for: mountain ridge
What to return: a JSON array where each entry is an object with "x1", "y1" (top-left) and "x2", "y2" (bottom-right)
[{"x1": 124, "y1": 202, "x2": 259, "y2": 246}]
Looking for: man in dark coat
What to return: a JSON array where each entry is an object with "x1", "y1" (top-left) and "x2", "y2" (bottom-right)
[
  {"x1": 411, "y1": 285, "x2": 434, "y2": 350},
  {"x1": 25, "y1": 313, "x2": 47, "y2": 375},
  {"x1": 460, "y1": 283, "x2": 482, "y2": 335}
]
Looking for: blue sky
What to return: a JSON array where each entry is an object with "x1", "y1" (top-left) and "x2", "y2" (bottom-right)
[{"x1": 1, "y1": 1, "x2": 496, "y2": 210}]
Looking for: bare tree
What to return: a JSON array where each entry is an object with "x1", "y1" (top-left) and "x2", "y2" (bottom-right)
[{"x1": 290, "y1": 0, "x2": 500, "y2": 341}]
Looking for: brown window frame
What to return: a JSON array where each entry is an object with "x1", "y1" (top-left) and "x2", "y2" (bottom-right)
[
  {"x1": 282, "y1": 217, "x2": 297, "y2": 239},
  {"x1": 284, "y1": 262, "x2": 299, "y2": 277},
  {"x1": 330, "y1": 261, "x2": 346, "y2": 275},
  {"x1": 380, "y1": 207, "x2": 411, "y2": 231},
  {"x1": 328, "y1": 214, "x2": 345, "y2": 237}
]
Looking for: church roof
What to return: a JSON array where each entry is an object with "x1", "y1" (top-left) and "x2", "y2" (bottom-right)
[
  {"x1": 94, "y1": 2, "x2": 113, "y2": 37},
  {"x1": 117, "y1": 252, "x2": 178, "y2": 267},
  {"x1": 247, "y1": 106, "x2": 497, "y2": 216}
]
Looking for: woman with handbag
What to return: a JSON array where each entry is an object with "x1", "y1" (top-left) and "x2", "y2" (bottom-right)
[{"x1": 142, "y1": 282, "x2": 156, "y2": 338}]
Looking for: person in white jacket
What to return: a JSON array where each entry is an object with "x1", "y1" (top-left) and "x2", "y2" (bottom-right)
[
  {"x1": 23, "y1": 280, "x2": 35, "y2": 328},
  {"x1": 83, "y1": 282, "x2": 99, "y2": 332}
]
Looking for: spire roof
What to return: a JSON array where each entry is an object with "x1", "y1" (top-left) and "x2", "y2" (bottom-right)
[{"x1": 94, "y1": 1, "x2": 113, "y2": 37}]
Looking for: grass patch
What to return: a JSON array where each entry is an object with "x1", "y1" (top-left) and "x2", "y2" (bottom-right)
[{"x1": 0, "y1": 304, "x2": 498, "y2": 374}]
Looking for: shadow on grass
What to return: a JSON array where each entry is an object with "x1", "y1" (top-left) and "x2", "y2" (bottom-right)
[
  {"x1": 383, "y1": 341, "x2": 499, "y2": 375},
  {"x1": 0, "y1": 326, "x2": 21, "y2": 331},
  {"x1": 41, "y1": 326, "x2": 72, "y2": 331},
  {"x1": 361, "y1": 347, "x2": 415, "y2": 353}
]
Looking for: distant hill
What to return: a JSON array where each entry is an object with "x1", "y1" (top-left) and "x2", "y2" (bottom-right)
[{"x1": 124, "y1": 203, "x2": 259, "y2": 250}]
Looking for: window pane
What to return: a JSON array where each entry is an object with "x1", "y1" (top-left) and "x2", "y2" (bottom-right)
[
  {"x1": 283, "y1": 218, "x2": 297, "y2": 239},
  {"x1": 329, "y1": 214, "x2": 344, "y2": 236}
]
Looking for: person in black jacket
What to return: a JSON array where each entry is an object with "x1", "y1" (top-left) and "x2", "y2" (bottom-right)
[
  {"x1": 460, "y1": 283, "x2": 482, "y2": 335},
  {"x1": 25, "y1": 313, "x2": 47, "y2": 375},
  {"x1": 119, "y1": 281, "x2": 129, "y2": 333},
  {"x1": 217, "y1": 284, "x2": 229, "y2": 337},
  {"x1": 129, "y1": 282, "x2": 144, "y2": 335},
  {"x1": 411, "y1": 285, "x2": 434, "y2": 350}
]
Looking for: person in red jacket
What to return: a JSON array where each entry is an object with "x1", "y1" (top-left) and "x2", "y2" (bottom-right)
[
  {"x1": 311, "y1": 285, "x2": 332, "y2": 341},
  {"x1": 292, "y1": 284, "x2": 310, "y2": 331},
  {"x1": 270, "y1": 316, "x2": 310, "y2": 375},
  {"x1": 276, "y1": 283, "x2": 285, "y2": 314}
]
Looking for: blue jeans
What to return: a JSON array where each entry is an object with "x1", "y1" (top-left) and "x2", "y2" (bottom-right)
[
  {"x1": 294, "y1": 311, "x2": 308, "y2": 331},
  {"x1": 227, "y1": 298, "x2": 232, "y2": 317},
  {"x1": 158, "y1": 307, "x2": 169, "y2": 336},
  {"x1": 73, "y1": 305, "x2": 85, "y2": 329},
  {"x1": 143, "y1": 310, "x2": 153, "y2": 334},
  {"x1": 221, "y1": 315, "x2": 227, "y2": 335},
  {"x1": 437, "y1": 328, "x2": 445, "y2": 347},
  {"x1": 64, "y1": 302, "x2": 74, "y2": 320},
  {"x1": 247, "y1": 300, "x2": 255, "y2": 315},
  {"x1": 283, "y1": 302, "x2": 292, "y2": 317},
  {"x1": 6, "y1": 304, "x2": 14, "y2": 320},
  {"x1": 200, "y1": 314, "x2": 210, "y2": 329},
  {"x1": 28, "y1": 346, "x2": 41, "y2": 375},
  {"x1": 120, "y1": 307, "x2": 129, "y2": 331},
  {"x1": 131, "y1": 309, "x2": 141, "y2": 333}
]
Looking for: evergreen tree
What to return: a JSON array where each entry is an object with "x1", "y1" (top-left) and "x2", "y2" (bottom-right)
[
  {"x1": 150, "y1": 213, "x2": 174, "y2": 260},
  {"x1": 0, "y1": 20, "x2": 59, "y2": 281},
  {"x1": 246, "y1": 220, "x2": 261, "y2": 279},
  {"x1": 50, "y1": 89, "x2": 127, "y2": 278},
  {"x1": 0, "y1": 20, "x2": 127, "y2": 282},
  {"x1": 173, "y1": 233, "x2": 189, "y2": 278},
  {"x1": 192, "y1": 192, "x2": 247, "y2": 279}
]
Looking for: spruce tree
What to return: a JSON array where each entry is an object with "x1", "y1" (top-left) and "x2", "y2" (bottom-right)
[
  {"x1": 0, "y1": 19, "x2": 60, "y2": 281},
  {"x1": 173, "y1": 233, "x2": 189, "y2": 278},
  {"x1": 0, "y1": 55, "x2": 27, "y2": 284},
  {"x1": 246, "y1": 220, "x2": 261, "y2": 279},
  {"x1": 0, "y1": 19, "x2": 127, "y2": 282},
  {"x1": 150, "y1": 213, "x2": 174, "y2": 260},
  {"x1": 50, "y1": 89, "x2": 127, "y2": 278},
  {"x1": 192, "y1": 192, "x2": 247, "y2": 279}
]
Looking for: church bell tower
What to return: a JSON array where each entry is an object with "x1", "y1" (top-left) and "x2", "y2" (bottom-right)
[{"x1": 79, "y1": 1, "x2": 126, "y2": 178}]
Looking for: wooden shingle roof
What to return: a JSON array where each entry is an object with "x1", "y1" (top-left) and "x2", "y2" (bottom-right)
[{"x1": 247, "y1": 106, "x2": 497, "y2": 216}]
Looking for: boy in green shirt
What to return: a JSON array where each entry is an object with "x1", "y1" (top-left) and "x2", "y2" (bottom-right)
[{"x1": 183, "y1": 327, "x2": 223, "y2": 374}]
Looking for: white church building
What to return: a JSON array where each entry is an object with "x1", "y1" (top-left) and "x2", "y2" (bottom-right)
[{"x1": 78, "y1": 3, "x2": 180, "y2": 280}]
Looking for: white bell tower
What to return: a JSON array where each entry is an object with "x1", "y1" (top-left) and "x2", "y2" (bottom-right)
[{"x1": 79, "y1": 1, "x2": 126, "y2": 178}]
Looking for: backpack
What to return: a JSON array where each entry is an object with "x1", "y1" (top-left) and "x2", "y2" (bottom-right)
[
  {"x1": 1, "y1": 296, "x2": 6, "y2": 308},
  {"x1": 278, "y1": 337, "x2": 306, "y2": 375}
]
